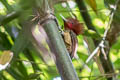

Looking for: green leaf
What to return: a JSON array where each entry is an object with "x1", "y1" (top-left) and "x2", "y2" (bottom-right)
[
  {"x1": 6, "y1": 67, "x2": 24, "y2": 80},
  {"x1": 83, "y1": 29, "x2": 101, "y2": 39},
  {"x1": 28, "y1": 73, "x2": 42, "y2": 79},
  {"x1": 86, "y1": 0, "x2": 97, "y2": 13},
  {"x1": 16, "y1": 58, "x2": 28, "y2": 77}
]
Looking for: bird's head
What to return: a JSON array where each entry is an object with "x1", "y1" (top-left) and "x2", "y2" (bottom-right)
[{"x1": 63, "y1": 17, "x2": 84, "y2": 35}]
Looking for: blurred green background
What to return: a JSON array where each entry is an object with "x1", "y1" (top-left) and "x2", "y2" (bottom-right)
[{"x1": 0, "y1": 0, "x2": 120, "y2": 80}]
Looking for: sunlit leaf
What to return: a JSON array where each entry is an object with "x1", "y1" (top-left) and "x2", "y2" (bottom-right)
[
  {"x1": 0, "y1": 50, "x2": 13, "y2": 71},
  {"x1": 28, "y1": 73, "x2": 42, "y2": 79},
  {"x1": 86, "y1": 0, "x2": 97, "y2": 13}
]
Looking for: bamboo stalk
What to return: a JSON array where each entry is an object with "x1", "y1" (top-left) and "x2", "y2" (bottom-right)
[
  {"x1": 33, "y1": 0, "x2": 80, "y2": 79},
  {"x1": 42, "y1": 20, "x2": 79, "y2": 80}
]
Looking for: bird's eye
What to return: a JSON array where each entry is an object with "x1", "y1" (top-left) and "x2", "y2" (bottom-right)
[{"x1": 71, "y1": 22, "x2": 74, "y2": 25}]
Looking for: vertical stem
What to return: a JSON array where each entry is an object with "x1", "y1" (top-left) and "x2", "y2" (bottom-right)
[
  {"x1": 75, "y1": 0, "x2": 97, "y2": 31},
  {"x1": 75, "y1": 0, "x2": 114, "y2": 80},
  {"x1": 43, "y1": 20, "x2": 79, "y2": 80}
]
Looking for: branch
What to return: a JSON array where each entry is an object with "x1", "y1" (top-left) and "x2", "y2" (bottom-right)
[
  {"x1": 106, "y1": 1, "x2": 120, "y2": 47},
  {"x1": 0, "y1": 11, "x2": 21, "y2": 26},
  {"x1": 11, "y1": 21, "x2": 32, "y2": 59},
  {"x1": 75, "y1": 0, "x2": 115, "y2": 80}
]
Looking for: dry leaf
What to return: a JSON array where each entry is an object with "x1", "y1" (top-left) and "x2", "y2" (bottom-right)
[{"x1": 0, "y1": 50, "x2": 13, "y2": 71}]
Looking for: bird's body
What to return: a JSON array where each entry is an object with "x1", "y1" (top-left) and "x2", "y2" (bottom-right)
[
  {"x1": 62, "y1": 30, "x2": 78, "y2": 59},
  {"x1": 62, "y1": 17, "x2": 84, "y2": 59}
]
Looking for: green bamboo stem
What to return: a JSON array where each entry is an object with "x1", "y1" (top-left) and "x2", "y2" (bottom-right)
[{"x1": 43, "y1": 20, "x2": 79, "y2": 80}]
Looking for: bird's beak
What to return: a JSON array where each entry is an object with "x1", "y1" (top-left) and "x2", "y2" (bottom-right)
[{"x1": 60, "y1": 14, "x2": 68, "y2": 22}]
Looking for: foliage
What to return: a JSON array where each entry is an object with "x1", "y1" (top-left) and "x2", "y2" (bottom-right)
[{"x1": 0, "y1": 0, "x2": 120, "y2": 80}]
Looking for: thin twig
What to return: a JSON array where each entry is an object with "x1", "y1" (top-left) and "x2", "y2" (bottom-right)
[
  {"x1": 85, "y1": 0, "x2": 120, "y2": 63},
  {"x1": 0, "y1": 11, "x2": 20, "y2": 26},
  {"x1": 79, "y1": 72, "x2": 119, "y2": 79},
  {"x1": 15, "y1": 59, "x2": 56, "y2": 67},
  {"x1": 55, "y1": 8, "x2": 109, "y2": 13}
]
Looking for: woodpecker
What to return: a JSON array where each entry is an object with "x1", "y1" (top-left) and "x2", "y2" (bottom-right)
[{"x1": 61, "y1": 16, "x2": 84, "y2": 59}]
